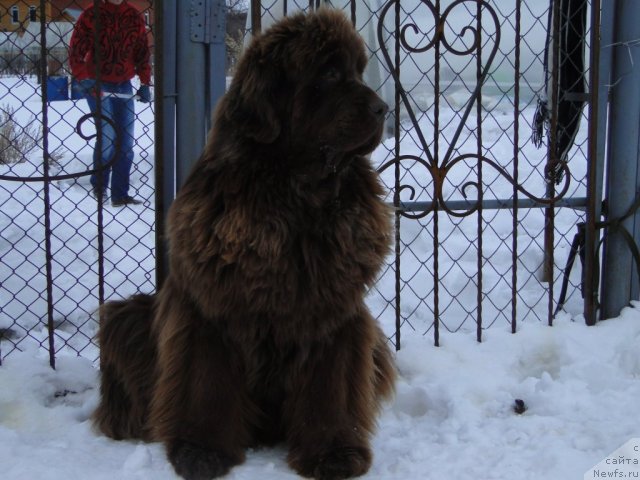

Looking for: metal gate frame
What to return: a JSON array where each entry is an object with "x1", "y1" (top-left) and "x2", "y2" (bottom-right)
[
  {"x1": 3, "y1": 0, "x2": 640, "y2": 367},
  {"x1": 0, "y1": 1, "x2": 157, "y2": 367},
  {"x1": 235, "y1": 0, "x2": 612, "y2": 348}
]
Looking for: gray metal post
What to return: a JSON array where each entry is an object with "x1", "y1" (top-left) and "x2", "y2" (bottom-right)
[
  {"x1": 601, "y1": 0, "x2": 640, "y2": 319},
  {"x1": 156, "y1": 0, "x2": 177, "y2": 287},
  {"x1": 176, "y1": 0, "x2": 227, "y2": 188},
  {"x1": 175, "y1": 4, "x2": 204, "y2": 188},
  {"x1": 206, "y1": 1, "x2": 227, "y2": 135},
  {"x1": 156, "y1": 0, "x2": 227, "y2": 285}
]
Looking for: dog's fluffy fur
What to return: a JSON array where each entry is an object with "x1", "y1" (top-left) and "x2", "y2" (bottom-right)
[{"x1": 94, "y1": 8, "x2": 396, "y2": 479}]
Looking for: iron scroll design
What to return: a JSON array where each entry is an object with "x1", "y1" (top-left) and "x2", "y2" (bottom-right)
[
  {"x1": 0, "y1": 113, "x2": 121, "y2": 183},
  {"x1": 375, "y1": 0, "x2": 570, "y2": 219}
]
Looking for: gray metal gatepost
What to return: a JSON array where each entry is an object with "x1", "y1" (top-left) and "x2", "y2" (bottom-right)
[
  {"x1": 155, "y1": 0, "x2": 227, "y2": 286},
  {"x1": 600, "y1": 0, "x2": 640, "y2": 319}
]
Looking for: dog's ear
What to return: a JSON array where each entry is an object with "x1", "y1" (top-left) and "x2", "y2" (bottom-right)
[{"x1": 225, "y1": 42, "x2": 282, "y2": 144}]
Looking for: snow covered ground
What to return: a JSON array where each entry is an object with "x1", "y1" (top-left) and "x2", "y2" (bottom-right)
[
  {"x1": 3, "y1": 310, "x2": 640, "y2": 479},
  {"x1": 2, "y1": 74, "x2": 638, "y2": 480}
]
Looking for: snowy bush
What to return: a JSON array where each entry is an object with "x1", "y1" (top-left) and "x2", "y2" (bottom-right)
[
  {"x1": 0, "y1": 103, "x2": 40, "y2": 165},
  {"x1": 0, "y1": 103, "x2": 63, "y2": 165}
]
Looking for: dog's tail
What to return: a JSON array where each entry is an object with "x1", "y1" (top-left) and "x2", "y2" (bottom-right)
[{"x1": 93, "y1": 293, "x2": 157, "y2": 441}]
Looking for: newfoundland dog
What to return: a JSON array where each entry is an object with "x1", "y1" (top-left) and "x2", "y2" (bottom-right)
[{"x1": 94, "y1": 8, "x2": 396, "y2": 480}]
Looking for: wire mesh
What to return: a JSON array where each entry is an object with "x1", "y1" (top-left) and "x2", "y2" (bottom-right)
[
  {"x1": 0, "y1": 0, "x2": 596, "y2": 364},
  {"x1": 0, "y1": 0, "x2": 155, "y2": 365},
  {"x1": 362, "y1": 0, "x2": 593, "y2": 345}
]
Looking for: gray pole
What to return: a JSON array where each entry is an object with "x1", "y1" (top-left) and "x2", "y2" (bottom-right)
[
  {"x1": 156, "y1": 0, "x2": 227, "y2": 285},
  {"x1": 175, "y1": 0, "x2": 227, "y2": 188},
  {"x1": 176, "y1": 4, "x2": 201, "y2": 189},
  {"x1": 156, "y1": 0, "x2": 177, "y2": 287},
  {"x1": 601, "y1": 0, "x2": 640, "y2": 319}
]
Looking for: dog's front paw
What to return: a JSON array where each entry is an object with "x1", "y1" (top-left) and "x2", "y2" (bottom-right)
[
  {"x1": 290, "y1": 445, "x2": 372, "y2": 480},
  {"x1": 167, "y1": 440, "x2": 242, "y2": 480},
  {"x1": 314, "y1": 446, "x2": 372, "y2": 480}
]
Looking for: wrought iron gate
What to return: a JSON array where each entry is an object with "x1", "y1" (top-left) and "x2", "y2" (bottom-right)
[
  {"x1": 0, "y1": 1, "x2": 156, "y2": 366},
  {"x1": 0, "y1": 0, "x2": 611, "y2": 365},
  {"x1": 295, "y1": 0, "x2": 601, "y2": 348}
]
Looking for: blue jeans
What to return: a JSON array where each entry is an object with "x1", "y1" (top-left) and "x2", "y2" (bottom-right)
[{"x1": 74, "y1": 79, "x2": 135, "y2": 201}]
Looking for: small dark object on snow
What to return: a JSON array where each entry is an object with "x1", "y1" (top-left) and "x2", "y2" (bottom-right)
[
  {"x1": 513, "y1": 399, "x2": 527, "y2": 415},
  {"x1": 54, "y1": 389, "x2": 78, "y2": 398}
]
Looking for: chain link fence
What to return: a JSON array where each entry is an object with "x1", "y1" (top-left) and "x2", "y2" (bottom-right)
[
  {"x1": 1, "y1": 0, "x2": 596, "y2": 364},
  {"x1": 367, "y1": 0, "x2": 593, "y2": 346},
  {"x1": 0, "y1": 0, "x2": 155, "y2": 364},
  {"x1": 248, "y1": 0, "x2": 596, "y2": 347}
]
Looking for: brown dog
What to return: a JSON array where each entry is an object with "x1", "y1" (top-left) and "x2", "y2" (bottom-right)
[{"x1": 94, "y1": 8, "x2": 395, "y2": 480}]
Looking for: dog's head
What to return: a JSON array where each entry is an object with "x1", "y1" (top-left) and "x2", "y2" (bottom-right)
[{"x1": 222, "y1": 8, "x2": 388, "y2": 167}]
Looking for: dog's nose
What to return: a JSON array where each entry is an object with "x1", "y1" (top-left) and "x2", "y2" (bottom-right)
[{"x1": 370, "y1": 98, "x2": 389, "y2": 117}]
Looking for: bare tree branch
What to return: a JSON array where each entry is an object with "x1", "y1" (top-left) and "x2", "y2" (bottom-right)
[{"x1": 226, "y1": 0, "x2": 248, "y2": 14}]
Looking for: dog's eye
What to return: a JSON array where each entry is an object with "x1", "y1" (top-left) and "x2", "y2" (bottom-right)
[{"x1": 322, "y1": 67, "x2": 341, "y2": 83}]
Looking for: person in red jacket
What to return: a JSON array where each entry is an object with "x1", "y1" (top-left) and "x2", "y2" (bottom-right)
[{"x1": 70, "y1": 0, "x2": 151, "y2": 207}]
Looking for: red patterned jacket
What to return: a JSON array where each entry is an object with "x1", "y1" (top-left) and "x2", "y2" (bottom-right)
[{"x1": 69, "y1": 1, "x2": 151, "y2": 85}]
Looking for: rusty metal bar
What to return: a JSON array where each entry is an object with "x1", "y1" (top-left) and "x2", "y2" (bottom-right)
[
  {"x1": 476, "y1": 0, "x2": 483, "y2": 343},
  {"x1": 583, "y1": 0, "x2": 602, "y2": 325},
  {"x1": 393, "y1": 0, "x2": 402, "y2": 351},
  {"x1": 39, "y1": 0, "x2": 56, "y2": 369},
  {"x1": 433, "y1": 0, "x2": 441, "y2": 347},
  {"x1": 543, "y1": 0, "x2": 562, "y2": 327},
  {"x1": 92, "y1": 0, "x2": 107, "y2": 319},
  {"x1": 512, "y1": 0, "x2": 522, "y2": 334},
  {"x1": 390, "y1": 196, "x2": 588, "y2": 213},
  {"x1": 251, "y1": 0, "x2": 262, "y2": 34}
]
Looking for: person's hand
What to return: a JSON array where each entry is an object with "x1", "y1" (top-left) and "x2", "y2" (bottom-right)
[
  {"x1": 136, "y1": 85, "x2": 151, "y2": 103},
  {"x1": 73, "y1": 78, "x2": 96, "y2": 99}
]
